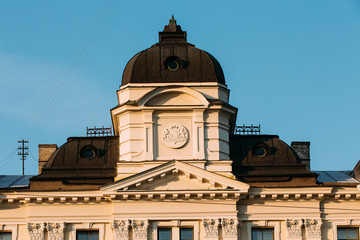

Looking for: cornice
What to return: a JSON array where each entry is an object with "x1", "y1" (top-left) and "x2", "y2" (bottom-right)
[
  {"x1": 245, "y1": 186, "x2": 360, "y2": 200},
  {"x1": 1, "y1": 189, "x2": 360, "y2": 204},
  {"x1": 1, "y1": 183, "x2": 360, "y2": 204}
]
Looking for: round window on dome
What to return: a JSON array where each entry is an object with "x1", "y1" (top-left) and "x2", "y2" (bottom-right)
[
  {"x1": 80, "y1": 145, "x2": 98, "y2": 159},
  {"x1": 252, "y1": 143, "x2": 269, "y2": 158},
  {"x1": 254, "y1": 147, "x2": 267, "y2": 157},
  {"x1": 164, "y1": 56, "x2": 182, "y2": 71}
]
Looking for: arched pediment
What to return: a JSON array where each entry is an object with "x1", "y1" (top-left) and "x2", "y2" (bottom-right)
[{"x1": 137, "y1": 87, "x2": 209, "y2": 107}]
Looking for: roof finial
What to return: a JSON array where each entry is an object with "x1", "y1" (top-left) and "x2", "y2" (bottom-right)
[
  {"x1": 159, "y1": 15, "x2": 186, "y2": 40},
  {"x1": 169, "y1": 15, "x2": 176, "y2": 25}
]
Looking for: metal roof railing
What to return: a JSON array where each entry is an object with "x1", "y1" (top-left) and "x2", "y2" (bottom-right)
[
  {"x1": 86, "y1": 126, "x2": 113, "y2": 137},
  {"x1": 234, "y1": 124, "x2": 261, "y2": 135}
]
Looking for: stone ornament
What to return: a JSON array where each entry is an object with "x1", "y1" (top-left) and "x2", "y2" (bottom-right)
[
  {"x1": 132, "y1": 219, "x2": 148, "y2": 239},
  {"x1": 162, "y1": 123, "x2": 189, "y2": 148},
  {"x1": 47, "y1": 222, "x2": 65, "y2": 240},
  {"x1": 112, "y1": 220, "x2": 130, "y2": 239},
  {"x1": 221, "y1": 218, "x2": 240, "y2": 238},
  {"x1": 203, "y1": 218, "x2": 220, "y2": 238},
  {"x1": 28, "y1": 223, "x2": 45, "y2": 240},
  {"x1": 305, "y1": 219, "x2": 322, "y2": 238},
  {"x1": 286, "y1": 219, "x2": 303, "y2": 238}
]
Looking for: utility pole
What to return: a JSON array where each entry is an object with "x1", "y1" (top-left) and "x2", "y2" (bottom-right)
[{"x1": 18, "y1": 139, "x2": 29, "y2": 175}]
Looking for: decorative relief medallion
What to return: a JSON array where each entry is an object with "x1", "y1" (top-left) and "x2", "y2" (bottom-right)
[{"x1": 162, "y1": 123, "x2": 189, "y2": 148}]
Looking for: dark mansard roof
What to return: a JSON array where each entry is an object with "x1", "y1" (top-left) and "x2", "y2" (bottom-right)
[
  {"x1": 230, "y1": 134, "x2": 320, "y2": 187},
  {"x1": 29, "y1": 136, "x2": 119, "y2": 190}
]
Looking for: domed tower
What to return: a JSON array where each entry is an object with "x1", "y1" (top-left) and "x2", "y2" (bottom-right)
[{"x1": 111, "y1": 17, "x2": 237, "y2": 179}]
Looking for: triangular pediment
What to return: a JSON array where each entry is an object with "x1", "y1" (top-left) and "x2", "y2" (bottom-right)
[{"x1": 101, "y1": 161, "x2": 249, "y2": 194}]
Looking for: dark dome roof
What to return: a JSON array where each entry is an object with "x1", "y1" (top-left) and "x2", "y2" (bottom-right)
[{"x1": 121, "y1": 17, "x2": 225, "y2": 86}]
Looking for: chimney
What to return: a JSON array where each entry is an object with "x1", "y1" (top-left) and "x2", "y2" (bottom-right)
[
  {"x1": 291, "y1": 141, "x2": 310, "y2": 170},
  {"x1": 38, "y1": 144, "x2": 57, "y2": 174}
]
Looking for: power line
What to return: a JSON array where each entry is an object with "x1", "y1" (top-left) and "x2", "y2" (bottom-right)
[
  {"x1": 28, "y1": 148, "x2": 38, "y2": 165},
  {"x1": 29, "y1": 0, "x2": 119, "y2": 141},
  {"x1": 23, "y1": 0, "x2": 124, "y2": 143},
  {"x1": 32, "y1": 0, "x2": 127, "y2": 142},
  {"x1": 22, "y1": 0, "x2": 113, "y2": 139},
  {"x1": 0, "y1": 148, "x2": 17, "y2": 163}
]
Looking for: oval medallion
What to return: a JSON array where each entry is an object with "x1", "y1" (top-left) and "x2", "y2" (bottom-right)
[{"x1": 162, "y1": 123, "x2": 189, "y2": 148}]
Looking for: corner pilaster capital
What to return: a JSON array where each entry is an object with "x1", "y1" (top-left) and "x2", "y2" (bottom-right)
[
  {"x1": 305, "y1": 218, "x2": 322, "y2": 239},
  {"x1": 28, "y1": 223, "x2": 46, "y2": 240},
  {"x1": 131, "y1": 219, "x2": 149, "y2": 240},
  {"x1": 112, "y1": 220, "x2": 131, "y2": 240},
  {"x1": 46, "y1": 222, "x2": 65, "y2": 240},
  {"x1": 221, "y1": 218, "x2": 240, "y2": 239},
  {"x1": 203, "y1": 218, "x2": 220, "y2": 239},
  {"x1": 286, "y1": 219, "x2": 303, "y2": 239}
]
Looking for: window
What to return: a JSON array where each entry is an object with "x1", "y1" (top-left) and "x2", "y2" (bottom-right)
[
  {"x1": 252, "y1": 228, "x2": 274, "y2": 240},
  {"x1": 158, "y1": 228, "x2": 171, "y2": 240},
  {"x1": 180, "y1": 228, "x2": 194, "y2": 240},
  {"x1": 0, "y1": 232, "x2": 11, "y2": 240},
  {"x1": 338, "y1": 228, "x2": 359, "y2": 240},
  {"x1": 164, "y1": 56, "x2": 182, "y2": 71},
  {"x1": 154, "y1": 220, "x2": 198, "y2": 240},
  {"x1": 157, "y1": 227, "x2": 194, "y2": 240},
  {"x1": 76, "y1": 230, "x2": 99, "y2": 240},
  {"x1": 80, "y1": 145, "x2": 98, "y2": 159}
]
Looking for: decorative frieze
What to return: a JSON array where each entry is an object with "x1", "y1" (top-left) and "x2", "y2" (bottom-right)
[
  {"x1": 203, "y1": 218, "x2": 220, "y2": 239},
  {"x1": 221, "y1": 218, "x2": 240, "y2": 239},
  {"x1": 286, "y1": 219, "x2": 303, "y2": 239},
  {"x1": 28, "y1": 223, "x2": 45, "y2": 240},
  {"x1": 47, "y1": 222, "x2": 65, "y2": 240},
  {"x1": 112, "y1": 220, "x2": 130, "y2": 239},
  {"x1": 305, "y1": 219, "x2": 322, "y2": 239},
  {"x1": 132, "y1": 219, "x2": 148, "y2": 239}
]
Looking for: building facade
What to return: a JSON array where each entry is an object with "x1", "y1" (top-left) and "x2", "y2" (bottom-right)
[{"x1": 1, "y1": 17, "x2": 360, "y2": 240}]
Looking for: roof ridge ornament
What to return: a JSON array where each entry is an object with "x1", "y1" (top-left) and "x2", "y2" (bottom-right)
[
  {"x1": 166, "y1": 15, "x2": 177, "y2": 32},
  {"x1": 170, "y1": 14, "x2": 176, "y2": 24},
  {"x1": 159, "y1": 16, "x2": 187, "y2": 41}
]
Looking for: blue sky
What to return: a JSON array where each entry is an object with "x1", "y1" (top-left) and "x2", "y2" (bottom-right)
[{"x1": 0, "y1": 0, "x2": 360, "y2": 175}]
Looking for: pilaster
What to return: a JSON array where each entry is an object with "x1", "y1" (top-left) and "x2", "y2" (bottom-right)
[
  {"x1": 286, "y1": 219, "x2": 303, "y2": 240},
  {"x1": 46, "y1": 222, "x2": 65, "y2": 240},
  {"x1": 305, "y1": 219, "x2": 322, "y2": 240},
  {"x1": 132, "y1": 219, "x2": 149, "y2": 240},
  {"x1": 202, "y1": 218, "x2": 220, "y2": 240},
  {"x1": 193, "y1": 109, "x2": 205, "y2": 160},
  {"x1": 112, "y1": 220, "x2": 131, "y2": 240},
  {"x1": 221, "y1": 218, "x2": 240, "y2": 240},
  {"x1": 28, "y1": 223, "x2": 45, "y2": 240},
  {"x1": 143, "y1": 110, "x2": 154, "y2": 160}
]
